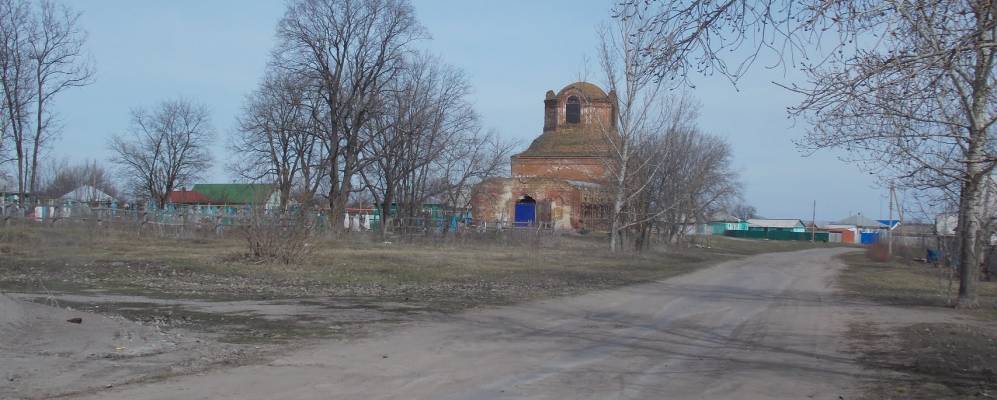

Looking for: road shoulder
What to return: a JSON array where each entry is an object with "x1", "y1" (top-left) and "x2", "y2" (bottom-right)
[{"x1": 837, "y1": 252, "x2": 997, "y2": 399}]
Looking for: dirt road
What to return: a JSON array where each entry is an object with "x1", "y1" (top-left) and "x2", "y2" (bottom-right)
[{"x1": 74, "y1": 248, "x2": 868, "y2": 400}]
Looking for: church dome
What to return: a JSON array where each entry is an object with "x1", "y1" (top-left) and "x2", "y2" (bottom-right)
[
  {"x1": 556, "y1": 81, "x2": 608, "y2": 100},
  {"x1": 516, "y1": 81, "x2": 617, "y2": 158}
]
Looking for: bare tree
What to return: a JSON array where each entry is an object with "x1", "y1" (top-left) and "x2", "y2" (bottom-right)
[
  {"x1": 108, "y1": 98, "x2": 213, "y2": 209},
  {"x1": 0, "y1": 0, "x2": 35, "y2": 206},
  {"x1": 359, "y1": 54, "x2": 483, "y2": 234},
  {"x1": 0, "y1": 0, "x2": 92, "y2": 207},
  {"x1": 27, "y1": 0, "x2": 94, "y2": 196},
  {"x1": 647, "y1": 123, "x2": 741, "y2": 246},
  {"x1": 275, "y1": 0, "x2": 424, "y2": 230},
  {"x1": 37, "y1": 157, "x2": 117, "y2": 200},
  {"x1": 433, "y1": 128, "x2": 515, "y2": 213},
  {"x1": 615, "y1": 93, "x2": 741, "y2": 249},
  {"x1": 597, "y1": 6, "x2": 671, "y2": 252},
  {"x1": 731, "y1": 203, "x2": 758, "y2": 220},
  {"x1": 232, "y1": 70, "x2": 317, "y2": 209},
  {"x1": 620, "y1": 0, "x2": 996, "y2": 307}
]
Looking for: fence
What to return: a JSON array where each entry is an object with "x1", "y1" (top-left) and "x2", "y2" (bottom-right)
[
  {"x1": 725, "y1": 229, "x2": 830, "y2": 242},
  {"x1": 0, "y1": 202, "x2": 557, "y2": 244}
]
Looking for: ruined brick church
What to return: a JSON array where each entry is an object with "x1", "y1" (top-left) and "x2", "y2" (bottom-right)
[{"x1": 471, "y1": 82, "x2": 615, "y2": 230}]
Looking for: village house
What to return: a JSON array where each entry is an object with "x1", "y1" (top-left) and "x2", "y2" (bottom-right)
[
  {"x1": 470, "y1": 82, "x2": 615, "y2": 230},
  {"x1": 747, "y1": 218, "x2": 807, "y2": 233},
  {"x1": 167, "y1": 184, "x2": 279, "y2": 208}
]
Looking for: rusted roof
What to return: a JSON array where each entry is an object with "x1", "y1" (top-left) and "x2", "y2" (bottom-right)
[
  {"x1": 168, "y1": 189, "x2": 212, "y2": 204},
  {"x1": 515, "y1": 126, "x2": 614, "y2": 157},
  {"x1": 557, "y1": 81, "x2": 608, "y2": 99}
]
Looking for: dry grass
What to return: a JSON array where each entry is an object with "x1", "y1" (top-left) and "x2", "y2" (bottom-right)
[
  {"x1": 0, "y1": 224, "x2": 827, "y2": 310},
  {"x1": 837, "y1": 252, "x2": 997, "y2": 313},
  {"x1": 838, "y1": 252, "x2": 997, "y2": 399}
]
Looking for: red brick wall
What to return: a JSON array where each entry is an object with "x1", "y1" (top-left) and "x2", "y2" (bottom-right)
[
  {"x1": 510, "y1": 156, "x2": 608, "y2": 183},
  {"x1": 470, "y1": 177, "x2": 609, "y2": 230}
]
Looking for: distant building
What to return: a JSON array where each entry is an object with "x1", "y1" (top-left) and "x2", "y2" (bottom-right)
[
  {"x1": 709, "y1": 219, "x2": 748, "y2": 235},
  {"x1": 747, "y1": 219, "x2": 806, "y2": 233},
  {"x1": 471, "y1": 82, "x2": 615, "y2": 230},
  {"x1": 832, "y1": 214, "x2": 898, "y2": 245},
  {"x1": 59, "y1": 185, "x2": 117, "y2": 204},
  {"x1": 167, "y1": 184, "x2": 278, "y2": 208},
  {"x1": 834, "y1": 213, "x2": 887, "y2": 229}
]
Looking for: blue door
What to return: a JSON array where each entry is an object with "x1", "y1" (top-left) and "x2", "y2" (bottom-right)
[{"x1": 514, "y1": 197, "x2": 536, "y2": 227}]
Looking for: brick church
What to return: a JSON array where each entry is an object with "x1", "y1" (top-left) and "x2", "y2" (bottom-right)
[{"x1": 471, "y1": 82, "x2": 616, "y2": 230}]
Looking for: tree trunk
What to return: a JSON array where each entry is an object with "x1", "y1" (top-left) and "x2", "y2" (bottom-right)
[
  {"x1": 31, "y1": 70, "x2": 43, "y2": 198},
  {"x1": 380, "y1": 183, "x2": 394, "y2": 239},
  {"x1": 956, "y1": 8, "x2": 995, "y2": 308},
  {"x1": 957, "y1": 175, "x2": 983, "y2": 308},
  {"x1": 609, "y1": 148, "x2": 629, "y2": 252},
  {"x1": 16, "y1": 142, "x2": 24, "y2": 208}
]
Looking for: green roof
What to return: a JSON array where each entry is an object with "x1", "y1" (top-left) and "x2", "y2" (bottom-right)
[{"x1": 191, "y1": 184, "x2": 274, "y2": 204}]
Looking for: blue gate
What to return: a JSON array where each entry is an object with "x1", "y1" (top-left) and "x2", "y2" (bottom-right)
[
  {"x1": 514, "y1": 197, "x2": 536, "y2": 227},
  {"x1": 859, "y1": 231, "x2": 880, "y2": 245}
]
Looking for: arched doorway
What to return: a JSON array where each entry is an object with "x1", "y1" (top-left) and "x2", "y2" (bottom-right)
[{"x1": 514, "y1": 195, "x2": 536, "y2": 227}]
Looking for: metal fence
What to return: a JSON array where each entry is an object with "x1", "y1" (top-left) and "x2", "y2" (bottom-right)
[
  {"x1": 725, "y1": 229, "x2": 830, "y2": 242},
  {"x1": 0, "y1": 203, "x2": 557, "y2": 244}
]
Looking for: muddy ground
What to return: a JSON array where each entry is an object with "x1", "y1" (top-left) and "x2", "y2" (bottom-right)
[{"x1": 0, "y1": 225, "x2": 830, "y2": 399}]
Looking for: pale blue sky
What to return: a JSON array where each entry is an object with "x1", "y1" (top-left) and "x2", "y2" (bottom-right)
[{"x1": 52, "y1": 0, "x2": 886, "y2": 220}]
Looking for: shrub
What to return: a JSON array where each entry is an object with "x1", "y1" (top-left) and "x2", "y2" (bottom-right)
[{"x1": 239, "y1": 207, "x2": 313, "y2": 264}]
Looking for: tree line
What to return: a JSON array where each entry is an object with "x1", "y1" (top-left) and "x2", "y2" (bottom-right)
[
  {"x1": 2, "y1": 0, "x2": 750, "y2": 254},
  {"x1": 227, "y1": 0, "x2": 514, "y2": 234}
]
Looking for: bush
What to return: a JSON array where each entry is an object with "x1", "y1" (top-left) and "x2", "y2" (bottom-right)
[{"x1": 239, "y1": 208, "x2": 313, "y2": 264}]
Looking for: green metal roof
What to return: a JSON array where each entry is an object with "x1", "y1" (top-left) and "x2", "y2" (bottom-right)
[{"x1": 191, "y1": 184, "x2": 274, "y2": 204}]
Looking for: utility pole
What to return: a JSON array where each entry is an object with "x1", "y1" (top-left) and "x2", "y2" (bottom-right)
[{"x1": 811, "y1": 200, "x2": 816, "y2": 242}]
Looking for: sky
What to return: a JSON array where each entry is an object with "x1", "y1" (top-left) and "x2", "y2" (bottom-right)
[{"x1": 51, "y1": 0, "x2": 887, "y2": 221}]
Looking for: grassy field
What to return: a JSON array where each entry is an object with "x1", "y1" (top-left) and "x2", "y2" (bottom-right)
[
  {"x1": 0, "y1": 224, "x2": 828, "y2": 307},
  {"x1": 837, "y1": 252, "x2": 997, "y2": 399}
]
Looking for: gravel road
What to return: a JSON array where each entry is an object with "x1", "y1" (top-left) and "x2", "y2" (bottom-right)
[{"x1": 74, "y1": 248, "x2": 866, "y2": 400}]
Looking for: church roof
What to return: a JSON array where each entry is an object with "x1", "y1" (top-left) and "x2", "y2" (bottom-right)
[
  {"x1": 557, "y1": 81, "x2": 608, "y2": 99},
  {"x1": 515, "y1": 126, "x2": 613, "y2": 157}
]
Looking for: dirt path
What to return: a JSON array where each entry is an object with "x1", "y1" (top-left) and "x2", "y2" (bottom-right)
[{"x1": 63, "y1": 247, "x2": 906, "y2": 400}]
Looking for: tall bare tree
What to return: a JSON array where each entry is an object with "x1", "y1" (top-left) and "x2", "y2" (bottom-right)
[
  {"x1": 27, "y1": 0, "x2": 93, "y2": 196},
  {"x1": 275, "y1": 0, "x2": 424, "y2": 229},
  {"x1": 232, "y1": 70, "x2": 318, "y2": 209},
  {"x1": 108, "y1": 98, "x2": 213, "y2": 209},
  {"x1": 0, "y1": 0, "x2": 35, "y2": 206},
  {"x1": 0, "y1": 0, "x2": 92, "y2": 207},
  {"x1": 359, "y1": 54, "x2": 481, "y2": 234},
  {"x1": 597, "y1": 7, "x2": 671, "y2": 252},
  {"x1": 621, "y1": 0, "x2": 996, "y2": 307},
  {"x1": 645, "y1": 120, "x2": 740, "y2": 246}
]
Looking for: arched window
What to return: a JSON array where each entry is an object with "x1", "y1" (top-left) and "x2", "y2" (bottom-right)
[{"x1": 565, "y1": 96, "x2": 581, "y2": 124}]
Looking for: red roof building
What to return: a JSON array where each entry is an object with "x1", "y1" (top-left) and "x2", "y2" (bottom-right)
[{"x1": 167, "y1": 188, "x2": 212, "y2": 204}]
